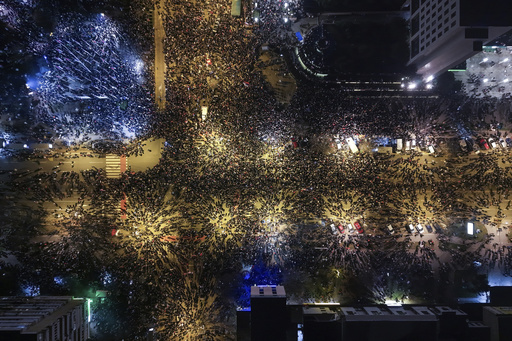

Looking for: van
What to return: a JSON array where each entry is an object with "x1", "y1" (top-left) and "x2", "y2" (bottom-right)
[{"x1": 408, "y1": 224, "x2": 415, "y2": 233}]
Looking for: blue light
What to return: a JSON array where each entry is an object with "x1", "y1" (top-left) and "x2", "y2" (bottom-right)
[
  {"x1": 21, "y1": 284, "x2": 40, "y2": 297},
  {"x1": 101, "y1": 272, "x2": 113, "y2": 285},
  {"x1": 25, "y1": 76, "x2": 40, "y2": 90},
  {"x1": 236, "y1": 260, "x2": 283, "y2": 307}
]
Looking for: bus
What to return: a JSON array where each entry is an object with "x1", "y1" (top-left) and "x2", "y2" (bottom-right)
[
  {"x1": 231, "y1": 0, "x2": 241, "y2": 16},
  {"x1": 396, "y1": 139, "x2": 403, "y2": 152},
  {"x1": 346, "y1": 137, "x2": 359, "y2": 154}
]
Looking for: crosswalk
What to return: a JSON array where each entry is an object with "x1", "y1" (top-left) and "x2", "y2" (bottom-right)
[{"x1": 106, "y1": 154, "x2": 121, "y2": 178}]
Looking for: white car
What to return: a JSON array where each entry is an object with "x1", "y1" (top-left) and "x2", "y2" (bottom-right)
[
  {"x1": 416, "y1": 224, "x2": 424, "y2": 233},
  {"x1": 489, "y1": 138, "x2": 498, "y2": 149},
  {"x1": 387, "y1": 225, "x2": 394, "y2": 234},
  {"x1": 330, "y1": 224, "x2": 337, "y2": 234}
]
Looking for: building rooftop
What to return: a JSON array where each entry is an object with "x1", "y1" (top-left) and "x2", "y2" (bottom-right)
[
  {"x1": 250, "y1": 285, "x2": 286, "y2": 298},
  {"x1": 430, "y1": 306, "x2": 467, "y2": 315},
  {"x1": 341, "y1": 306, "x2": 438, "y2": 321},
  {"x1": 0, "y1": 296, "x2": 86, "y2": 334},
  {"x1": 484, "y1": 306, "x2": 512, "y2": 315}
]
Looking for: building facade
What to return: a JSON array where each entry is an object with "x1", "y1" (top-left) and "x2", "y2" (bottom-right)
[{"x1": 407, "y1": 0, "x2": 512, "y2": 80}]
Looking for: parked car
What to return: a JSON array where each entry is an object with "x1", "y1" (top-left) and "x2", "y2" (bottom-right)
[
  {"x1": 426, "y1": 224, "x2": 433, "y2": 233},
  {"x1": 337, "y1": 224, "x2": 345, "y2": 234},
  {"x1": 488, "y1": 138, "x2": 498, "y2": 149},
  {"x1": 416, "y1": 224, "x2": 424, "y2": 233},
  {"x1": 459, "y1": 139, "x2": 468, "y2": 152},
  {"x1": 330, "y1": 224, "x2": 337, "y2": 234},
  {"x1": 387, "y1": 225, "x2": 394, "y2": 235},
  {"x1": 348, "y1": 224, "x2": 354, "y2": 233},
  {"x1": 466, "y1": 138, "x2": 475, "y2": 151},
  {"x1": 407, "y1": 224, "x2": 415, "y2": 233},
  {"x1": 479, "y1": 138, "x2": 490, "y2": 150},
  {"x1": 354, "y1": 221, "x2": 364, "y2": 234}
]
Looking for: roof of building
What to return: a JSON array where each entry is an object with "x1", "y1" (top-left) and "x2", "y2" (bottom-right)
[
  {"x1": 484, "y1": 306, "x2": 512, "y2": 315},
  {"x1": 430, "y1": 306, "x2": 467, "y2": 316},
  {"x1": 341, "y1": 306, "x2": 438, "y2": 321},
  {"x1": 0, "y1": 296, "x2": 85, "y2": 334},
  {"x1": 303, "y1": 305, "x2": 341, "y2": 322},
  {"x1": 250, "y1": 285, "x2": 286, "y2": 298}
]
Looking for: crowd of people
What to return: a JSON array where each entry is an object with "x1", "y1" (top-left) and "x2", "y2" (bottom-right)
[{"x1": 3, "y1": 0, "x2": 512, "y2": 338}]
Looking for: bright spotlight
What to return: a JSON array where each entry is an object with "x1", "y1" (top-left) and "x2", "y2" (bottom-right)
[
  {"x1": 407, "y1": 83, "x2": 417, "y2": 90},
  {"x1": 49, "y1": 143, "x2": 53, "y2": 149},
  {"x1": 426, "y1": 83, "x2": 433, "y2": 89},
  {"x1": 504, "y1": 58, "x2": 509, "y2": 63},
  {"x1": 483, "y1": 78, "x2": 488, "y2": 83},
  {"x1": 504, "y1": 79, "x2": 509, "y2": 83},
  {"x1": 283, "y1": 18, "x2": 288, "y2": 23},
  {"x1": 426, "y1": 75, "x2": 434, "y2": 82},
  {"x1": 483, "y1": 58, "x2": 489, "y2": 62},
  {"x1": 385, "y1": 300, "x2": 402, "y2": 307}
]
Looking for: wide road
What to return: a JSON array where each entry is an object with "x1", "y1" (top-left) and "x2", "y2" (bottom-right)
[{"x1": 154, "y1": 0, "x2": 167, "y2": 111}]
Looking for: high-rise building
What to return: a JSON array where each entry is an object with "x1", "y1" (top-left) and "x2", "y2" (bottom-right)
[
  {"x1": 250, "y1": 285, "x2": 287, "y2": 341},
  {"x1": 407, "y1": 0, "x2": 512, "y2": 80},
  {"x1": 0, "y1": 296, "x2": 89, "y2": 341},
  {"x1": 482, "y1": 306, "x2": 512, "y2": 341}
]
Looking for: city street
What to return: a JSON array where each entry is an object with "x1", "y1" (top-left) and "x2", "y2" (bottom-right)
[{"x1": 2, "y1": 0, "x2": 512, "y2": 339}]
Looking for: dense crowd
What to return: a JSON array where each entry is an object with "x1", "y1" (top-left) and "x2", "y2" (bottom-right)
[{"x1": 3, "y1": 0, "x2": 512, "y2": 339}]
